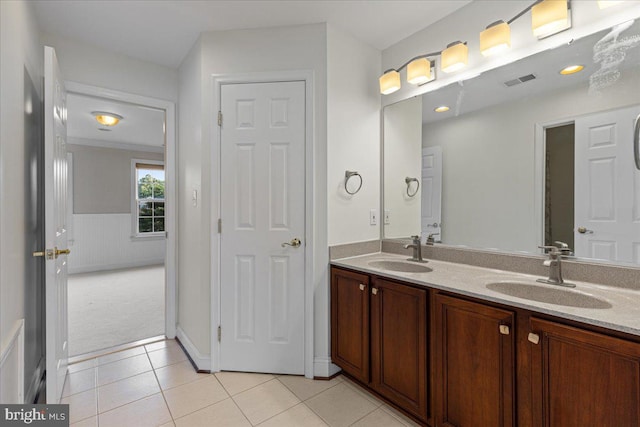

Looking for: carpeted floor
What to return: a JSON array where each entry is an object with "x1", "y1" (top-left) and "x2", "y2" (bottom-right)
[{"x1": 68, "y1": 265, "x2": 165, "y2": 356}]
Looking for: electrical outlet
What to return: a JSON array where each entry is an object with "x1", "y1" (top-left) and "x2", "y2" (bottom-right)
[
  {"x1": 370, "y1": 209, "x2": 378, "y2": 225},
  {"x1": 384, "y1": 210, "x2": 391, "y2": 225},
  {"x1": 192, "y1": 189, "x2": 198, "y2": 207}
]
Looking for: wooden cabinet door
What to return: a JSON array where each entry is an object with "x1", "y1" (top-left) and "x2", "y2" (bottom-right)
[
  {"x1": 435, "y1": 294, "x2": 515, "y2": 427},
  {"x1": 371, "y1": 278, "x2": 429, "y2": 422},
  {"x1": 530, "y1": 317, "x2": 640, "y2": 426},
  {"x1": 330, "y1": 267, "x2": 370, "y2": 383}
]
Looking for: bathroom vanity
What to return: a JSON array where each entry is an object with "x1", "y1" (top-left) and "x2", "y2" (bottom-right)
[{"x1": 330, "y1": 253, "x2": 640, "y2": 427}]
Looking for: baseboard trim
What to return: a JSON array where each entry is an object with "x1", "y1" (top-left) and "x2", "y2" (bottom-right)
[
  {"x1": 313, "y1": 357, "x2": 341, "y2": 378},
  {"x1": 176, "y1": 326, "x2": 211, "y2": 372},
  {"x1": 68, "y1": 260, "x2": 164, "y2": 275}
]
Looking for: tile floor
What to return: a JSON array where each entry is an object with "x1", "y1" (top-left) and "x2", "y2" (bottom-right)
[{"x1": 63, "y1": 339, "x2": 420, "y2": 427}]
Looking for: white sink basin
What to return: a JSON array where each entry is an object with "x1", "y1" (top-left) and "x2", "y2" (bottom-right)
[
  {"x1": 486, "y1": 282, "x2": 611, "y2": 309},
  {"x1": 368, "y1": 260, "x2": 432, "y2": 273}
]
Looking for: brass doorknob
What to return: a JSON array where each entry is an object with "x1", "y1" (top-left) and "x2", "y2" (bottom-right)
[
  {"x1": 56, "y1": 248, "x2": 71, "y2": 256},
  {"x1": 281, "y1": 238, "x2": 302, "y2": 248},
  {"x1": 32, "y1": 247, "x2": 70, "y2": 260}
]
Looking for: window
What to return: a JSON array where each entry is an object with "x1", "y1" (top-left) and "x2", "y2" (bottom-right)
[{"x1": 134, "y1": 161, "x2": 165, "y2": 236}]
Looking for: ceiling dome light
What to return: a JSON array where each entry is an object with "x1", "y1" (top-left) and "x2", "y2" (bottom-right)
[
  {"x1": 532, "y1": 0, "x2": 569, "y2": 38},
  {"x1": 480, "y1": 21, "x2": 511, "y2": 57},
  {"x1": 92, "y1": 111, "x2": 123, "y2": 126},
  {"x1": 379, "y1": 70, "x2": 401, "y2": 95},
  {"x1": 597, "y1": 1, "x2": 624, "y2": 9},
  {"x1": 560, "y1": 64, "x2": 584, "y2": 75},
  {"x1": 441, "y1": 41, "x2": 468, "y2": 73},
  {"x1": 407, "y1": 58, "x2": 432, "y2": 85},
  {"x1": 434, "y1": 106, "x2": 450, "y2": 113}
]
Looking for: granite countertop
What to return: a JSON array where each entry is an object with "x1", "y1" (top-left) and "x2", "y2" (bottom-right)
[{"x1": 331, "y1": 252, "x2": 640, "y2": 338}]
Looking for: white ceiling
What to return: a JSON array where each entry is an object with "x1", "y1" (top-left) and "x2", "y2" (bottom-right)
[
  {"x1": 67, "y1": 93, "x2": 165, "y2": 150},
  {"x1": 31, "y1": 0, "x2": 472, "y2": 69}
]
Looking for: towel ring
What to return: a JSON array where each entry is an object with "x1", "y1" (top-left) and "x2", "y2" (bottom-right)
[
  {"x1": 405, "y1": 177, "x2": 420, "y2": 197},
  {"x1": 345, "y1": 171, "x2": 363, "y2": 195}
]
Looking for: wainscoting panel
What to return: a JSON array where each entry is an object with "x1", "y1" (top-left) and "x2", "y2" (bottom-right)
[
  {"x1": 0, "y1": 319, "x2": 25, "y2": 403},
  {"x1": 68, "y1": 214, "x2": 165, "y2": 274}
]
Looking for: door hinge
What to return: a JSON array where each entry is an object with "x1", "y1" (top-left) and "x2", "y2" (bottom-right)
[
  {"x1": 217, "y1": 111, "x2": 223, "y2": 127},
  {"x1": 218, "y1": 218, "x2": 222, "y2": 233},
  {"x1": 217, "y1": 326, "x2": 222, "y2": 342}
]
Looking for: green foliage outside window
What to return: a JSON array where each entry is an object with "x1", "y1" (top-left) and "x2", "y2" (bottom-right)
[{"x1": 137, "y1": 168, "x2": 165, "y2": 234}]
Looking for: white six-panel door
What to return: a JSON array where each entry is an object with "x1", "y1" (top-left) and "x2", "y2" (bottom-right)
[
  {"x1": 43, "y1": 46, "x2": 69, "y2": 403},
  {"x1": 421, "y1": 146, "x2": 443, "y2": 242},
  {"x1": 574, "y1": 104, "x2": 640, "y2": 263},
  {"x1": 220, "y1": 81, "x2": 306, "y2": 374}
]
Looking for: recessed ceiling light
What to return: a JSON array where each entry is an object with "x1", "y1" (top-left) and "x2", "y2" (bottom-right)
[
  {"x1": 92, "y1": 111, "x2": 123, "y2": 126},
  {"x1": 434, "y1": 106, "x2": 450, "y2": 113},
  {"x1": 560, "y1": 65, "x2": 584, "y2": 75}
]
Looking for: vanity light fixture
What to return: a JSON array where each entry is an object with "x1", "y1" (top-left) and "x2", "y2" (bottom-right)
[
  {"x1": 379, "y1": 70, "x2": 401, "y2": 95},
  {"x1": 407, "y1": 58, "x2": 432, "y2": 85},
  {"x1": 480, "y1": 21, "x2": 511, "y2": 57},
  {"x1": 597, "y1": 1, "x2": 624, "y2": 9},
  {"x1": 379, "y1": 52, "x2": 440, "y2": 95},
  {"x1": 560, "y1": 64, "x2": 584, "y2": 75},
  {"x1": 532, "y1": 0, "x2": 571, "y2": 38},
  {"x1": 92, "y1": 111, "x2": 123, "y2": 126},
  {"x1": 434, "y1": 106, "x2": 450, "y2": 113},
  {"x1": 441, "y1": 41, "x2": 468, "y2": 73}
]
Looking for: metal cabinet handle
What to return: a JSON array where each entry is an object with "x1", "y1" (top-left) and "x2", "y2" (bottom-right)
[
  {"x1": 359, "y1": 284, "x2": 366, "y2": 291},
  {"x1": 371, "y1": 288, "x2": 378, "y2": 295},
  {"x1": 528, "y1": 332, "x2": 540, "y2": 344},
  {"x1": 281, "y1": 238, "x2": 302, "y2": 248}
]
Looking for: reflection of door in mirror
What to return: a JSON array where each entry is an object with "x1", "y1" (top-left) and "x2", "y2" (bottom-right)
[
  {"x1": 383, "y1": 97, "x2": 422, "y2": 239},
  {"x1": 574, "y1": 105, "x2": 640, "y2": 263},
  {"x1": 545, "y1": 105, "x2": 640, "y2": 264},
  {"x1": 421, "y1": 146, "x2": 442, "y2": 242}
]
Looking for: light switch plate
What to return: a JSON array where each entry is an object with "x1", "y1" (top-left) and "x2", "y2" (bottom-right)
[
  {"x1": 384, "y1": 210, "x2": 391, "y2": 225},
  {"x1": 370, "y1": 209, "x2": 378, "y2": 225}
]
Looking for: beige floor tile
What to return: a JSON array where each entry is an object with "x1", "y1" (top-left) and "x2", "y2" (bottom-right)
[
  {"x1": 277, "y1": 374, "x2": 342, "y2": 401},
  {"x1": 98, "y1": 393, "x2": 172, "y2": 427},
  {"x1": 159, "y1": 422, "x2": 176, "y2": 427},
  {"x1": 380, "y1": 405, "x2": 422, "y2": 427},
  {"x1": 147, "y1": 345, "x2": 188, "y2": 369},
  {"x1": 68, "y1": 358, "x2": 97, "y2": 374},
  {"x1": 62, "y1": 368, "x2": 97, "y2": 397},
  {"x1": 145, "y1": 339, "x2": 179, "y2": 353},
  {"x1": 155, "y1": 360, "x2": 208, "y2": 390},
  {"x1": 258, "y1": 403, "x2": 327, "y2": 427},
  {"x1": 97, "y1": 346, "x2": 147, "y2": 365},
  {"x1": 97, "y1": 371, "x2": 160, "y2": 413},
  {"x1": 163, "y1": 375, "x2": 229, "y2": 419},
  {"x1": 341, "y1": 377, "x2": 385, "y2": 407},
  {"x1": 351, "y1": 408, "x2": 407, "y2": 427},
  {"x1": 97, "y1": 353, "x2": 152, "y2": 386},
  {"x1": 174, "y1": 398, "x2": 251, "y2": 427},
  {"x1": 305, "y1": 383, "x2": 378, "y2": 427},
  {"x1": 70, "y1": 415, "x2": 97, "y2": 427},
  {"x1": 215, "y1": 371, "x2": 275, "y2": 396},
  {"x1": 232, "y1": 379, "x2": 300, "y2": 425},
  {"x1": 61, "y1": 388, "x2": 97, "y2": 424}
]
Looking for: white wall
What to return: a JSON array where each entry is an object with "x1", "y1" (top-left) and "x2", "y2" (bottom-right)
[
  {"x1": 424, "y1": 70, "x2": 640, "y2": 253},
  {"x1": 327, "y1": 25, "x2": 382, "y2": 246},
  {"x1": 0, "y1": 0, "x2": 42, "y2": 402},
  {"x1": 383, "y1": 97, "x2": 422, "y2": 239},
  {"x1": 382, "y1": 1, "x2": 640, "y2": 106},
  {"x1": 41, "y1": 32, "x2": 178, "y2": 102}
]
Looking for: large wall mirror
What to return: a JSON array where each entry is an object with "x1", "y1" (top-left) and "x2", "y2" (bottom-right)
[{"x1": 383, "y1": 18, "x2": 640, "y2": 267}]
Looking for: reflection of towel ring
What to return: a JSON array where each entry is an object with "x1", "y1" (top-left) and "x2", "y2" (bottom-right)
[
  {"x1": 345, "y1": 171, "x2": 363, "y2": 195},
  {"x1": 405, "y1": 177, "x2": 420, "y2": 197}
]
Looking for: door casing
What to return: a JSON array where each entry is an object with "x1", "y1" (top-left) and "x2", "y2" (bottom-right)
[
  {"x1": 64, "y1": 81, "x2": 178, "y2": 339},
  {"x1": 211, "y1": 71, "x2": 315, "y2": 378}
]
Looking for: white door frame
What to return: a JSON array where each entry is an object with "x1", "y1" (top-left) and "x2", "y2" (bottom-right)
[
  {"x1": 211, "y1": 71, "x2": 315, "y2": 378},
  {"x1": 64, "y1": 81, "x2": 178, "y2": 339}
]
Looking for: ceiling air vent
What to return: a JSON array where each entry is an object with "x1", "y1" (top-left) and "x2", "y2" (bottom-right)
[{"x1": 503, "y1": 73, "x2": 537, "y2": 87}]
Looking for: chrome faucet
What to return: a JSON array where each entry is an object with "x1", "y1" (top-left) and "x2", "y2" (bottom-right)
[
  {"x1": 404, "y1": 235, "x2": 426, "y2": 263},
  {"x1": 537, "y1": 241, "x2": 575, "y2": 288},
  {"x1": 426, "y1": 233, "x2": 440, "y2": 246}
]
